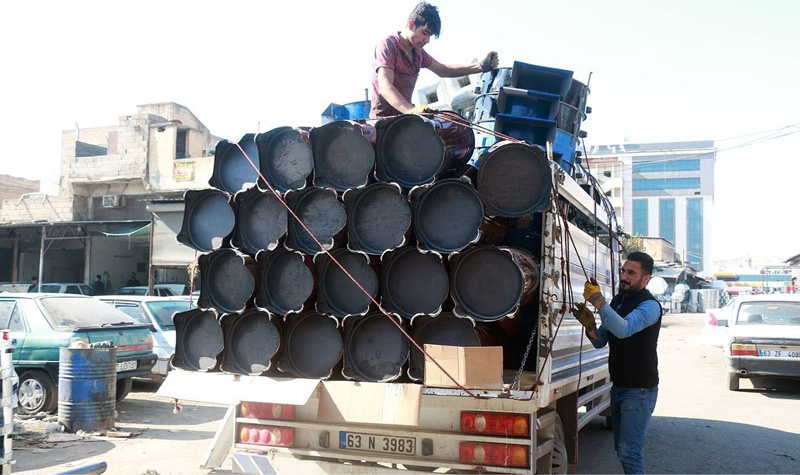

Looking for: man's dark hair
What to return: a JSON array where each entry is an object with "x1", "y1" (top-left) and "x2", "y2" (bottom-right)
[
  {"x1": 31, "y1": 276, "x2": 37, "y2": 281},
  {"x1": 626, "y1": 251, "x2": 654, "y2": 276},
  {"x1": 409, "y1": 2, "x2": 441, "y2": 37},
  {"x1": 96, "y1": 274, "x2": 102, "y2": 280}
]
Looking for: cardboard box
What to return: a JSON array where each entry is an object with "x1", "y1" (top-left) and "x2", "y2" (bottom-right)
[
  {"x1": 317, "y1": 381, "x2": 422, "y2": 426},
  {"x1": 423, "y1": 344, "x2": 504, "y2": 390}
]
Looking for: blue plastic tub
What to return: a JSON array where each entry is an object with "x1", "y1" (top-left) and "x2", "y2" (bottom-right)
[
  {"x1": 494, "y1": 114, "x2": 556, "y2": 147},
  {"x1": 497, "y1": 87, "x2": 559, "y2": 120},
  {"x1": 344, "y1": 100, "x2": 371, "y2": 120},
  {"x1": 511, "y1": 61, "x2": 574, "y2": 98}
]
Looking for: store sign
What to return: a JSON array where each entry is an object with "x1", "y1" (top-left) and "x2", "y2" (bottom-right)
[{"x1": 174, "y1": 160, "x2": 196, "y2": 182}]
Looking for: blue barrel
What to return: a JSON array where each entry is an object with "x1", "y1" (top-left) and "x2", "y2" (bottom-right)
[{"x1": 58, "y1": 348, "x2": 116, "y2": 432}]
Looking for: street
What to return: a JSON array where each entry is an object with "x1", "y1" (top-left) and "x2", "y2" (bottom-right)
[
  {"x1": 577, "y1": 313, "x2": 800, "y2": 474},
  {"x1": 11, "y1": 313, "x2": 800, "y2": 474}
]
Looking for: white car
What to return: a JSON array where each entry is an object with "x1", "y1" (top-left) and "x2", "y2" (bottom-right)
[
  {"x1": 718, "y1": 294, "x2": 800, "y2": 390},
  {"x1": 98, "y1": 296, "x2": 195, "y2": 378}
]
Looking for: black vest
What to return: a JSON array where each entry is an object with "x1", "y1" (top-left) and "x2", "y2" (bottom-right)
[{"x1": 607, "y1": 288, "x2": 662, "y2": 389}]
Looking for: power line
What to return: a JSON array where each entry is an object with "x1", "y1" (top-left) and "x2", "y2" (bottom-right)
[{"x1": 584, "y1": 126, "x2": 800, "y2": 174}]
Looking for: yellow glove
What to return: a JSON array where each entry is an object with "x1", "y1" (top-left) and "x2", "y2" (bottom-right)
[
  {"x1": 479, "y1": 51, "x2": 499, "y2": 72},
  {"x1": 409, "y1": 104, "x2": 437, "y2": 115},
  {"x1": 583, "y1": 279, "x2": 606, "y2": 309},
  {"x1": 572, "y1": 303, "x2": 596, "y2": 332}
]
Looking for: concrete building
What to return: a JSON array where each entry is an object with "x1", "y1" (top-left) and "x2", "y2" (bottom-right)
[
  {"x1": 0, "y1": 102, "x2": 221, "y2": 291},
  {"x1": 586, "y1": 140, "x2": 716, "y2": 275}
]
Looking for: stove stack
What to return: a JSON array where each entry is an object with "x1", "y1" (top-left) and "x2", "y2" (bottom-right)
[{"x1": 173, "y1": 111, "x2": 544, "y2": 384}]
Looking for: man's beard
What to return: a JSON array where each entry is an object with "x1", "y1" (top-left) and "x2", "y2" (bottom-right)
[{"x1": 618, "y1": 282, "x2": 632, "y2": 294}]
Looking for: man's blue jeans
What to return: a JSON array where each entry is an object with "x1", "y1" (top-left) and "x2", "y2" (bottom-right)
[{"x1": 610, "y1": 386, "x2": 658, "y2": 474}]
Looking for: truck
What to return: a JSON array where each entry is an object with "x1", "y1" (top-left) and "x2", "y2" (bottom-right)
[{"x1": 157, "y1": 154, "x2": 621, "y2": 474}]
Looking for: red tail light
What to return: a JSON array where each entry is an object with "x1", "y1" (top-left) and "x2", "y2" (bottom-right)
[
  {"x1": 461, "y1": 412, "x2": 530, "y2": 437},
  {"x1": 240, "y1": 402, "x2": 296, "y2": 420},
  {"x1": 238, "y1": 424, "x2": 295, "y2": 447},
  {"x1": 147, "y1": 334, "x2": 154, "y2": 350},
  {"x1": 731, "y1": 343, "x2": 758, "y2": 356},
  {"x1": 460, "y1": 442, "x2": 528, "y2": 467}
]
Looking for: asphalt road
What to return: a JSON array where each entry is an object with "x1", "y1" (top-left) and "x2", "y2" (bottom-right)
[{"x1": 576, "y1": 313, "x2": 800, "y2": 474}]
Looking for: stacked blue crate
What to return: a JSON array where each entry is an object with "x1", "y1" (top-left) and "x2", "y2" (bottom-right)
[{"x1": 489, "y1": 61, "x2": 590, "y2": 175}]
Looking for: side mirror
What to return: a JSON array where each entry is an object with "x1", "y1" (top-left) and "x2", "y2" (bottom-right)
[{"x1": 716, "y1": 319, "x2": 728, "y2": 327}]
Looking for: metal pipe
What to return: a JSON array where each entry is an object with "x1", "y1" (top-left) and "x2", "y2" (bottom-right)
[
  {"x1": 53, "y1": 461, "x2": 107, "y2": 474},
  {"x1": 38, "y1": 225, "x2": 45, "y2": 292}
]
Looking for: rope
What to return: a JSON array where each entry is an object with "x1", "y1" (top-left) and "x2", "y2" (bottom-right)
[{"x1": 233, "y1": 142, "x2": 486, "y2": 399}]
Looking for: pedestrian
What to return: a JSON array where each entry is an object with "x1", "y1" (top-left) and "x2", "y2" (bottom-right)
[
  {"x1": 369, "y1": 1, "x2": 499, "y2": 118},
  {"x1": 28, "y1": 276, "x2": 38, "y2": 293},
  {"x1": 572, "y1": 251, "x2": 662, "y2": 474},
  {"x1": 92, "y1": 274, "x2": 105, "y2": 295},
  {"x1": 126, "y1": 272, "x2": 141, "y2": 287}
]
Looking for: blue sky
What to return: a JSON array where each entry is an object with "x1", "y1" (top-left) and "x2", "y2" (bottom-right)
[{"x1": 1, "y1": 0, "x2": 798, "y2": 261}]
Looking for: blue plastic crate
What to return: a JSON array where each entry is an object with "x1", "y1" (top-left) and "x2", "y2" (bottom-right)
[
  {"x1": 494, "y1": 114, "x2": 556, "y2": 147},
  {"x1": 553, "y1": 129, "x2": 578, "y2": 157},
  {"x1": 511, "y1": 61, "x2": 574, "y2": 98},
  {"x1": 344, "y1": 100, "x2": 371, "y2": 120},
  {"x1": 497, "y1": 87, "x2": 559, "y2": 120}
]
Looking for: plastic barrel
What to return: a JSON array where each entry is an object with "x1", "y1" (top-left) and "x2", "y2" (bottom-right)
[{"x1": 58, "y1": 347, "x2": 116, "y2": 433}]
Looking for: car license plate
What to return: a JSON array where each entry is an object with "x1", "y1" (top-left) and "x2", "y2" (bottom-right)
[
  {"x1": 116, "y1": 361, "x2": 138, "y2": 372},
  {"x1": 340, "y1": 431, "x2": 415, "y2": 455},
  {"x1": 758, "y1": 347, "x2": 800, "y2": 358}
]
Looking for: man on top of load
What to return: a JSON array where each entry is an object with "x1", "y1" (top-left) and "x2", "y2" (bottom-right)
[{"x1": 370, "y1": 1, "x2": 499, "y2": 118}]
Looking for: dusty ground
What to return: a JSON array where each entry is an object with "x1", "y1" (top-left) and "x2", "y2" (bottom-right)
[
  {"x1": 11, "y1": 313, "x2": 800, "y2": 474},
  {"x1": 576, "y1": 313, "x2": 800, "y2": 474},
  {"x1": 13, "y1": 380, "x2": 230, "y2": 475}
]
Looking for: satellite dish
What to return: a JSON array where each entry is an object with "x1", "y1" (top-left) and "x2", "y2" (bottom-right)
[{"x1": 648, "y1": 277, "x2": 669, "y2": 296}]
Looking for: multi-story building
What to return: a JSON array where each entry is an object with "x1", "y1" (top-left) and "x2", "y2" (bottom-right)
[
  {"x1": 0, "y1": 102, "x2": 220, "y2": 291},
  {"x1": 586, "y1": 140, "x2": 716, "y2": 275}
]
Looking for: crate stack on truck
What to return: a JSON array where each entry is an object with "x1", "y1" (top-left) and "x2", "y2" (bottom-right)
[{"x1": 160, "y1": 60, "x2": 620, "y2": 474}]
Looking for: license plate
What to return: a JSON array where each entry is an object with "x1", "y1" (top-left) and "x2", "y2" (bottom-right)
[
  {"x1": 116, "y1": 360, "x2": 138, "y2": 372},
  {"x1": 340, "y1": 432, "x2": 415, "y2": 455},
  {"x1": 758, "y1": 347, "x2": 800, "y2": 358}
]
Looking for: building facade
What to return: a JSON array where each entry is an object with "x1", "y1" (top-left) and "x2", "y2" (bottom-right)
[
  {"x1": 587, "y1": 141, "x2": 716, "y2": 275},
  {"x1": 0, "y1": 102, "x2": 220, "y2": 291}
]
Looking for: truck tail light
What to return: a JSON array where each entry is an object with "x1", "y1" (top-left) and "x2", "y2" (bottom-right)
[
  {"x1": 147, "y1": 334, "x2": 154, "y2": 350},
  {"x1": 731, "y1": 343, "x2": 758, "y2": 356},
  {"x1": 238, "y1": 424, "x2": 295, "y2": 447},
  {"x1": 459, "y1": 442, "x2": 528, "y2": 468},
  {"x1": 240, "y1": 402, "x2": 296, "y2": 420},
  {"x1": 461, "y1": 412, "x2": 530, "y2": 437}
]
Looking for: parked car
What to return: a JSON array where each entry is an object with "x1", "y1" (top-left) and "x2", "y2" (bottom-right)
[
  {"x1": 115, "y1": 286, "x2": 174, "y2": 297},
  {"x1": 702, "y1": 297, "x2": 736, "y2": 347},
  {"x1": 35, "y1": 283, "x2": 96, "y2": 295},
  {"x1": 98, "y1": 296, "x2": 194, "y2": 378},
  {"x1": 718, "y1": 294, "x2": 800, "y2": 390},
  {"x1": 154, "y1": 283, "x2": 191, "y2": 296},
  {"x1": 0, "y1": 293, "x2": 157, "y2": 414}
]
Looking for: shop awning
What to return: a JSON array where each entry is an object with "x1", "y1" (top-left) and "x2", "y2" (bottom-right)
[{"x1": 102, "y1": 223, "x2": 151, "y2": 237}]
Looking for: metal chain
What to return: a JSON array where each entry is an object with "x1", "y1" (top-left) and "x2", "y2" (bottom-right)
[{"x1": 511, "y1": 324, "x2": 537, "y2": 391}]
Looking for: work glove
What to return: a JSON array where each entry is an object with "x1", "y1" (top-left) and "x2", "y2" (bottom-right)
[
  {"x1": 479, "y1": 51, "x2": 499, "y2": 72},
  {"x1": 572, "y1": 302, "x2": 596, "y2": 332},
  {"x1": 583, "y1": 279, "x2": 606, "y2": 309},
  {"x1": 409, "y1": 104, "x2": 437, "y2": 115}
]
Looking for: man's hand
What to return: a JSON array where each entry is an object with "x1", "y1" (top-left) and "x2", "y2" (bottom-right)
[
  {"x1": 584, "y1": 279, "x2": 606, "y2": 309},
  {"x1": 572, "y1": 303, "x2": 596, "y2": 332},
  {"x1": 479, "y1": 51, "x2": 499, "y2": 72},
  {"x1": 409, "y1": 104, "x2": 437, "y2": 115}
]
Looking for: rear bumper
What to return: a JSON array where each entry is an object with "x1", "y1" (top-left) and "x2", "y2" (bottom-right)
[
  {"x1": 726, "y1": 356, "x2": 800, "y2": 379},
  {"x1": 117, "y1": 353, "x2": 157, "y2": 378}
]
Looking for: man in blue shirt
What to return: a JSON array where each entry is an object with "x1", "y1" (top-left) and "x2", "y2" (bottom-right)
[{"x1": 573, "y1": 251, "x2": 662, "y2": 474}]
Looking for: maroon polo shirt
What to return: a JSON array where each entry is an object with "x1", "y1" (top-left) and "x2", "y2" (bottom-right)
[{"x1": 370, "y1": 32, "x2": 434, "y2": 118}]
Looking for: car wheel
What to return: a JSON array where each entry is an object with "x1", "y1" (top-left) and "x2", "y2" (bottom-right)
[
  {"x1": 727, "y1": 372, "x2": 740, "y2": 391},
  {"x1": 551, "y1": 413, "x2": 569, "y2": 474},
  {"x1": 116, "y1": 378, "x2": 133, "y2": 402},
  {"x1": 18, "y1": 370, "x2": 57, "y2": 415}
]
